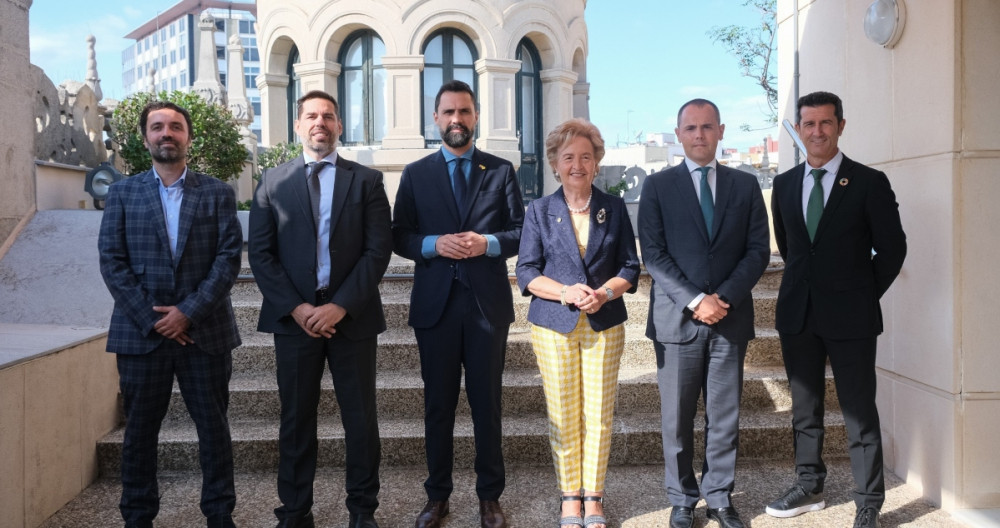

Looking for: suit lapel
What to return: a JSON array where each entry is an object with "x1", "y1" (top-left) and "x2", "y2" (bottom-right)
[
  {"x1": 289, "y1": 159, "x2": 316, "y2": 235},
  {"x1": 710, "y1": 166, "x2": 734, "y2": 244},
  {"x1": 814, "y1": 157, "x2": 851, "y2": 243},
  {"x1": 672, "y1": 164, "x2": 710, "y2": 244},
  {"x1": 139, "y1": 171, "x2": 172, "y2": 258},
  {"x1": 329, "y1": 156, "x2": 354, "y2": 235},
  {"x1": 583, "y1": 187, "x2": 609, "y2": 266},
  {"x1": 461, "y1": 152, "x2": 487, "y2": 225},
  {"x1": 429, "y1": 152, "x2": 463, "y2": 226},
  {"x1": 173, "y1": 171, "x2": 201, "y2": 266}
]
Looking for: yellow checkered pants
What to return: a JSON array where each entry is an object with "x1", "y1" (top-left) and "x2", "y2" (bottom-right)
[{"x1": 531, "y1": 312, "x2": 625, "y2": 492}]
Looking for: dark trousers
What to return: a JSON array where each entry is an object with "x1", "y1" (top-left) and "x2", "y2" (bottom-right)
[
  {"x1": 273, "y1": 330, "x2": 380, "y2": 522},
  {"x1": 414, "y1": 283, "x2": 508, "y2": 501},
  {"x1": 654, "y1": 327, "x2": 746, "y2": 509},
  {"x1": 117, "y1": 342, "x2": 235, "y2": 525},
  {"x1": 780, "y1": 308, "x2": 885, "y2": 509}
]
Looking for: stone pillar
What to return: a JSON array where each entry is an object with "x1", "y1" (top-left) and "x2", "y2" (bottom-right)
[
  {"x1": 380, "y1": 55, "x2": 425, "y2": 149},
  {"x1": 0, "y1": 0, "x2": 35, "y2": 254},
  {"x1": 294, "y1": 60, "x2": 340, "y2": 100},
  {"x1": 256, "y1": 73, "x2": 289, "y2": 146},
  {"x1": 573, "y1": 81, "x2": 590, "y2": 120},
  {"x1": 474, "y1": 58, "x2": 521, "y2": 158},
  {"x1": 226, "y1": 33, "x2": 257, "y2": 202},
  {"x1": 85, "y1": 34, "x2": 103, "y2": 101},
  {"x1": 539, "y1": 68, "x2": 578, "y2": 193},
  {"x1": 192, "y1": 10, "x2": 225, "y2": 105}
]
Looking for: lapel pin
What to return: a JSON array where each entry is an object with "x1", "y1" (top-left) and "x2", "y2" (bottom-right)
[
  {"x1": 839, "y1": 178, "x2": 849, "y2": 186},
  {"x1": 557, "y1": 217, "x2": 562, "y2": 223},
  {"x1": 596, "y1": 208, "x2": 607, "y2": 224},
  {"x1": 479, "y1": 164, "x2": 486, "y2": 170}
]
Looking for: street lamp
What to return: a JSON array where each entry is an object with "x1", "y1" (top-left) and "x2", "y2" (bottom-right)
[{"x1": 84, "y1": 162, "x2": 123, "y2": 210}]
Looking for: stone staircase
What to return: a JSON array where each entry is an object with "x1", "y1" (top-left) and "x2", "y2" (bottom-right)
[{"x1": 96, "y1": 254, "x2": 846, "y2": 475}]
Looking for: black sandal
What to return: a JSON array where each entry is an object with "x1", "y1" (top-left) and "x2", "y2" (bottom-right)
[
  {"x1": 560, "y1": 495, "x2": 584, "y2": 527},
  {"x1": 583, "y1": 495, "x2": 607, "y2": 528}
]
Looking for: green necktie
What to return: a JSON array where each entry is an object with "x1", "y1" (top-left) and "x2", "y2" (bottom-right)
[
  {"x1": 806, "y1": 168, "x2": 827, "y2": 242},
  {"x1": 697, "y1": 166, "x2": 713, "y2": 238}
]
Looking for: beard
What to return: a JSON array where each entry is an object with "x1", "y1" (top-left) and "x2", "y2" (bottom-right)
[
  {"x1": 148, "y1": 141, "x2": 187, "y2": 163},
  {"x1": 440, "y1": 124, "x2": 473, "y2": 148}
]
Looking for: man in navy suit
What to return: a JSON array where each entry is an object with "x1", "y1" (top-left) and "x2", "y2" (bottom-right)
[
  {"x1": 765, "y1": 91, "x2": 906, "y2": 528},
  {"x1": 249, "y1": 91, "x2": 392, "y2": 528},
  {"x1": 638, "y1": 99, "x2": 770, "y2": 528},
  {"x1": 392, "y1": 80, "x2": 524, "y2": 528},
  {"x1": 99, "y1": 101, "x2": 242, "y2": 528}
]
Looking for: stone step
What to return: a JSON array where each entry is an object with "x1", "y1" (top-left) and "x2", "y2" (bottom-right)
[
  {"x1": 162, "y1": 366, "x2": 839, "y2": 423},
  {"x1": 230, "y1": 326, "x2": 785, "y2": 374},
  {"x1": 96, "y1": 410, "x2": 846, "y2": 474},
  {"x1": 232, "y1": 291, "x2": 778, "y2": 338}
]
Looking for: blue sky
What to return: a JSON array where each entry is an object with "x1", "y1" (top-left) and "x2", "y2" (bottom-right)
[{"x1": 28, "y1": 0, "x2": 779, "y2": 151}]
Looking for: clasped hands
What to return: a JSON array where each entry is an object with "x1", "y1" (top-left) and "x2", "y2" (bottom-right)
[
  {"x1": 153, "y1": 305, "x2": 193, "y2": 345},
  {"x1": 564, "y1": 283, "x2": 604, "y2": 314},
  {"x1": 292, "y1": 302, "x2": 347, "y2": 338},
  {"x1": 692, "y1": 293, "x2": 730, "y2": 325},
  {"x1": 435, "y1": 231, "x2": 488, "y2": 260}
]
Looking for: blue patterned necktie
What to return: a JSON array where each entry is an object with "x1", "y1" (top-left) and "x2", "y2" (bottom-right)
[
  {"x1": 806, "y1": 168, "x2": 827, "y2": 242},
  {"x1": 306, "y1": 161, "x2": 329, "y2": 229},
  {"x1": 697, "y1": 166, "x2": 713, "y2": 238},
  {"x1": 452, "y1": 157, "x2": 468, "y2": 208}
]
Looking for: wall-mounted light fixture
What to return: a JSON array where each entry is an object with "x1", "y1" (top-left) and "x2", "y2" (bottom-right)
[
  {"x1": 84, "y1": 162, "x2": 123, "y2": 210},
  {"x1": 864, "y1": 0, "x2": 906, "y2": 48}
]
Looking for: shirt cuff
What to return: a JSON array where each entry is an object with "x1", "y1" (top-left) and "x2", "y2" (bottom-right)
[
  {"x1": 687, "y1": 292, "x2": 706, "y2": 311},
  {"x1": 421, "y1": 236, "x2": 440, "y2": 259},
  {"x1": 484, "y1": 234, "x2": 500, "y2": 257}
]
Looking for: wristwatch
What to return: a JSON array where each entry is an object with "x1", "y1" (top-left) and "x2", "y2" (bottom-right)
[{"x1": 604, "y1": 287, "x2": 615, "y2": 301}]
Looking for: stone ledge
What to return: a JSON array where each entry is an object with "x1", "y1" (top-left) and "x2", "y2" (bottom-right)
[{"x1": 0, "y1": 323, "x2": 107, "y2": 369}]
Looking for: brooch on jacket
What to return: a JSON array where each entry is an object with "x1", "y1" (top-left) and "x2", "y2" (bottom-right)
[
  {"x1": 839, "y1": 178, "x2": 849, "y2": 186},
  {"x1": 596, "y1": 208, "x2": 607, "y2": 224}
]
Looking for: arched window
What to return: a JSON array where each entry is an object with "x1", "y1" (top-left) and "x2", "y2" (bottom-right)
[
  {"x1": 286, "y1": 45, "x2": 302, "y2": 143},
  {"x1": 339, "y1": 31, "x2": 387, "y2": 146},
  {"x1": 421, "y1": 30, "x2": 477, "y2": 144},
  {"x1": 516, "y1": 39, "x2": 544, "y2": 201}
]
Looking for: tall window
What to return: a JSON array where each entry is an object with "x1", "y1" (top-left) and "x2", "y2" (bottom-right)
[
  {"x1": 338, "y1": 31, "x2": 386, "y2": 146},
  {"x1": 516, "y1": 39, "x2": 544, "y2": 201},
  {"x1": 421, "y1": 30, "x2": 477, "y2": 144},
  {"x1": 287, "y1": 45, "x2": 302, "y2": 143}
]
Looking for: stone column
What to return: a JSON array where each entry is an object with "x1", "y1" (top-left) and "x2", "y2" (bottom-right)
[
  {"x1": 573, "y1": 81, "x2": 590, "y2": 120},
  {"x1": 0, "y1": 0, "x2": 34, "y2": 252},
  {"x1": 226, "y1": 33, "x2": 256, "y2": 202},
  {"x1": 256, "y1": 73, "x2": 289, "y2": 146},
  {"x1": 192, "y1": 10, "x2": 225, "y2": 105},
  {"x1": 539, "y1": 68, "x2": 578, "y2": 193},
  {"x1": 380, "y1": 55, "x2": 425, "y2": 149},
  {"x1": 474, "y1": 58, "x2": 521, "y2": 160},
  {"x1": 294, "y1": 60, "x2": 341, "y2": 100}
]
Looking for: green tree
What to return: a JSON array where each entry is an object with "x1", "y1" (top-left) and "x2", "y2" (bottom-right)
[
  {"x1": 110, "y1": 90, "x2": 247, "y2": 181},
  {"x1": 708, "y1": 0, "x2": 777, "y2": 130},
  {"x1": 257, "y1": 141, "x2": 303, "y2": 179}
]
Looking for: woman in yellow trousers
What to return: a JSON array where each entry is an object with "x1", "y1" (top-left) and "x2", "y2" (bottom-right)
[{"x1": 516, "y1": 118, "x2": 640, "y2": 528}]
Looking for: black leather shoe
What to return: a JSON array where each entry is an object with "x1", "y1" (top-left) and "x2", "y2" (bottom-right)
[
  {"x1": 349, "y1": 512, "x2": 379, "y2": 528},
  {"x1": 853, "y1": 506, "x2": 881, "y2": 528},
  {"x1": 669, "y1": 506, "x2": 694, "y2": 528},
  {"x1": 479, "y1": 500, "x2": 507, "y2": 528},
  {"x1": 276, "y1": 511, "x2": 314, "y2": 528},
  {"x1": 206, "y1": 514, "x2": 237, "y2": 528},
  {"x1": 706, "y1": 506, "x2": 746, "y2": 528},
  {"x1": 414, "y1": 500, "x2": 449, "y2": 528}
]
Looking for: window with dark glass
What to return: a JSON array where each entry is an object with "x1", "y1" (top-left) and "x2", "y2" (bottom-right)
[
  {"x1": 421, "y1": 30, "x2": 477, "y2": 144},
  {"x1": 338, "y1": 30, "x2": 386, "y2": 146},
  {"x1": 287, "y1": 45, "x2": 302, "y2": 143}
]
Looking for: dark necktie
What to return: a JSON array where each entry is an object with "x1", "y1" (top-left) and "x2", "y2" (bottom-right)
[
  {"x1": 697, "y1": 166, "x2": 713, "y2": 238},
  {"x1": 452, "y1": 157, "x2": 468, "y2": 208},
  {"x1": 306, "y1": 161, "x2": 329, "y2": 229},
  {"x1": 806, "y1": 168, "x2": 827, "y2": 242}
]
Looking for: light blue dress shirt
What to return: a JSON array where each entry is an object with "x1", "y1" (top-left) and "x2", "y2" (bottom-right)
[
  {"x1": 304, "y1": 153, "x2": 337, "y2": 289},
  {"x1": 154, "y1": 168, "x2": 187, "y2": 258},
  {"x1": 420, "y1": 146, "x2": 501, "y2": 258}
]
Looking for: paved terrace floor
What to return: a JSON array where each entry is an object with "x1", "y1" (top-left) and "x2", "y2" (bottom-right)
[{"x1": 42, "y1": 460, "x2": 968, "y2": 527}]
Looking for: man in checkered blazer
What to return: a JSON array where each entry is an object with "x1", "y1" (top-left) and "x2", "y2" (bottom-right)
[{"x1": 98, "y1": 101, "x2": 243, "y2": 528}]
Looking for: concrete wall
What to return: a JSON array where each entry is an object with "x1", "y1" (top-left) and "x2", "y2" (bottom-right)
[
  {"x1": 34, "y1": 162, "x2": 96, "y2": 211},
  {"x1": 777, "y1": 0, "x2": 1000, "y2": 510},
  {"x1": 0, "y1": 0, "x2": 37, "y2": 249},
  {"x1": 0, "y1": 332, "x2": 118, "y2": 528}
]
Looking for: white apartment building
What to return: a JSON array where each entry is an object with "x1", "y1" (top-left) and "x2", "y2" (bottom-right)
[{"x1": 120, "y1": 0, "x2": 261, "y2": 142}]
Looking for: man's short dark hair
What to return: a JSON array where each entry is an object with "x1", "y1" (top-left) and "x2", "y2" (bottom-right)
[
  {"x1": 676, "y1": 98, "x2": 721, "y2": 126},
  {"x1": 296, "y1": 90, "x2": 340, "y2": 118},
  {"x1": 139, "y1": 101, "x2": 193, "y2": 140},
  {"x1": 434, "y1": 80, "x2": 476, "y2": 112},
  {"x1": 797, "y1": 91, "x2": 843, "y2": 123}
]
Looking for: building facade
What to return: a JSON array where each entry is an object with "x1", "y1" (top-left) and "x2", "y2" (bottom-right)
[
  {"x1": 254, "y1": 0, "x2": 590, "y2": 203},
  {"x1": 121, "y1": 0, "x2": 262, "y2": 141}
]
